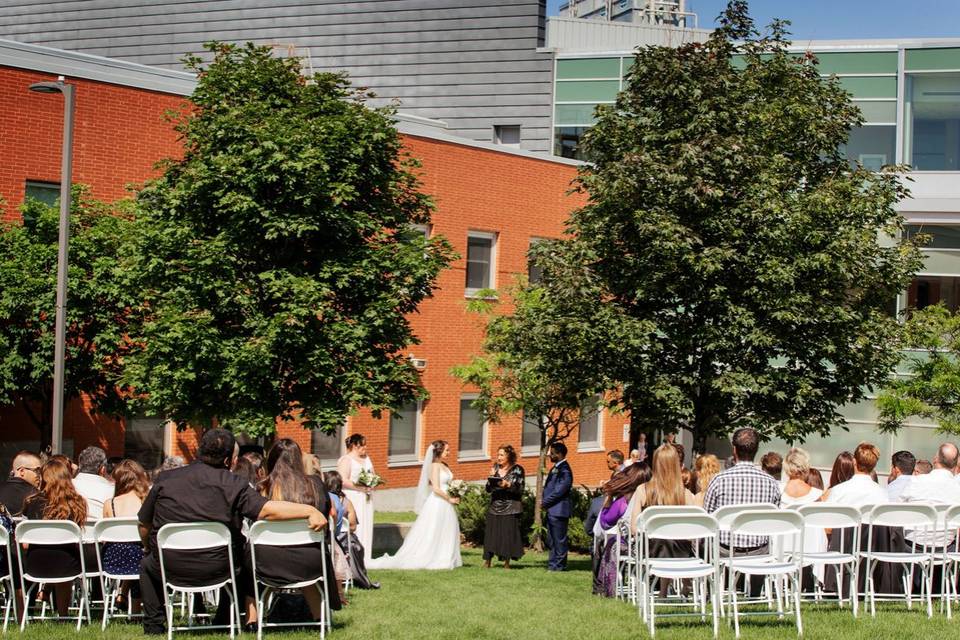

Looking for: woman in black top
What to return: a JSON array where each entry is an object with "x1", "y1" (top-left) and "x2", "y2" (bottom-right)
[
  {"x1": 22, "y1": 458, "x2": 87, "y2": 617},
  {"x1": 483, "y1": 444, "x2": 525, "y2": 568},
  {"x1": 244, "y1": 439, "x2": 341, "y2": 631}
]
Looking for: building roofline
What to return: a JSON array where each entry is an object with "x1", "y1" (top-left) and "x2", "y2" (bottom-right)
[{"x1": 0, "y1": 37, "x2": 196, "y2": 95}]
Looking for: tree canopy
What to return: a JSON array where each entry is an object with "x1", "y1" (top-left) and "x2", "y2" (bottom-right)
[
  {"x1": 121, "y1": 42, "x2": 454, "y2": 435},
  {"x1": 0, "y1": 188, "x2": 134, "y2": 448},
  {"x1": 538, "y1": 1, "x2": 923, "y2": 450}
]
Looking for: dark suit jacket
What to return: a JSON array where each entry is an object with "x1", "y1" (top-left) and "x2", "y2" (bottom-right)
[
  {"x1": 584, "y1": 494, "x2": 604, "y2": 538},
  {"x1": 542, "y1": 460, "x2": 573, "y2": 519}
]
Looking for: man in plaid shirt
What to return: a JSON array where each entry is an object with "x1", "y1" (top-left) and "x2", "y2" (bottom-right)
[{"x1": 703, "y1": 427, "x2": 781, "y2": 550}]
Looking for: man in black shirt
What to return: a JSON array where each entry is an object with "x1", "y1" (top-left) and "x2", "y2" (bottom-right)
[
  {"x1": 138, "y1": 429, "x2": 327, "y2": 635},
  {"x1": 0, "y1": 451, "x2": 40, "y2": 516}
]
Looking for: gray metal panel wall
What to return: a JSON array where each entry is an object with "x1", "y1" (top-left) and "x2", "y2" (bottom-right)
[{"x1": 0, "y1": 0, "x2": 554, "y2": 152}]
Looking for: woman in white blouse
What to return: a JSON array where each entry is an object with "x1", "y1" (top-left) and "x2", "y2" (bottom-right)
[{"x1": 779, "y1": 447, "x2": 827, "y2": 584}]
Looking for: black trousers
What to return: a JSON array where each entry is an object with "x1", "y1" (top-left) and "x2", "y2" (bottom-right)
[{"x1": 140, "y1": 550, "x2": 250, "y2": 633}]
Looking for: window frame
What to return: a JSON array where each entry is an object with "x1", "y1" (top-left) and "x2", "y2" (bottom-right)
[
  {"x1": 458, "y1": 393, "x2": 489, "y2": 462},
  {"x1": 311, "y1": 420, "x2": 346, "y2": 468},
  {"x1": 465, "y1": 230, "x2": 498, "y2": 298},
  {"x1": 577, "y1": 395, "x2": 604, "y2": 453},
  {"x1": 521, "y1": 409, "x2": 544, "y2": 458},
  {"x1": 387, "y1": 400, "x2": 423, "y2": 467},
  {"x1": 493, "y1": 124, "x2": 521, "y2": 148}
]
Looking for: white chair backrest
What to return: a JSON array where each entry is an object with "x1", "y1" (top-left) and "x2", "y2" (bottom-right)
[
  {"x1": 714, "y1": 503, "x2": 776, "y2": 531},
  {"x1": 157, "y1": 522, "x2": 231, "y2": 551},
  {"x1": 15, "y1": 520, "x2": 82, "y2": 546},
  {"x1": 943, "y1": 504, "x2": 960, "y2": 531},
  {"x1": 797, "y1": 504, "x2": 861, "y2": 529},
  {"x1": 636, "y1": 505, "x2": 704, "y2": 532},
  {"x1": 730, "y1": 509, "x2": 803, "y2": 538},
  {"x1": 644, "y1": 513, "x2": 718, "y2": 542},
  {"x1": 94, "y1": 517, "x2": 141, "y2": 544},
  {"x1": 0, "y1": 526, "x2": 8, "y2": 547},
  {"x1": 248, "y1": 520, "x2": 323, "y2": 547},
  {"x1": 867, "y1": 503, "x2": 938, "y2": 529}
]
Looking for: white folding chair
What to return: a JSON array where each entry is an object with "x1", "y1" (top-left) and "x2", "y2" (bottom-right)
[
  {"x1": 862, "y1": 503, "x2": 938, "y2": 618},
  {"x1": 341, "y1": 531, "x2": 353, "y2": 593},
  {"x1": 94, "y1": 517, "x2": 143, "y2": 629},
  {"x1": 0, "y1": 527, "x2": 16, "y2": 632},
  {"x1": 643, "y1": 512, "x2": 720, "y2": 638},
  {"x1": 796, "y1": 504, "x2": 861, "y2": 616},
  {"x1": 248, "y1": 520, "x2": 330, "y2": 640},
  {"x1": 157, "y1": 522, "x2": 241, "y2": 640},
  {"x1": 715, "y1": 503, "x2": 780, "y2": 611},
  {"x1": 940, "y1": 504, "x2": 960, "y2": 618},
  {"x1": 15, "y1": 520, "x2": 91, "y2": 631},
  {"x1": 634, "y1": 505, "x2": 705, "y2": 621},
  {"x1": 725, "y1": 510, "x2": 804, "y2": 639}
]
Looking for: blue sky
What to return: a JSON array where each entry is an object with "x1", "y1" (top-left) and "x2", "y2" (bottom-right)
[{"x1": 546, "y1": 0, "x2": 960, "y2": 40}]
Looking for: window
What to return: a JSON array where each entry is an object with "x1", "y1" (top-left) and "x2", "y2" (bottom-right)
[
  {"x1": 24, "y1": 181, "x2": 60, "y2": 207},
  {"x1": 528, "y1": 238, "x2": 546, "y2": 284},
  {"x1": 458, "y1": 396, "x2": 488, "y2": 460},
  {"x1": 311, "y1": 421, "x2": 345, "y2": 466},
  {"x1": 521, "y1": 410, "x2": 543, "y2": 456},
  {"x1": 554, "y1": 127, "x2": 589, "y2": 160},
  {"x1": 908, "y1": 276, "x2": 960, "y2": 313},
  {"x1": 465, "y1": 231, "x2": 497, "y2": 296},
  {"x1": 493, "y1": 125, "x2": 521, "y2": 148},
  {"x1": 843, "y1": 126, "x2": 896, "y2": 170},
  {"x1": 388, "y1": 401, "x2": 421, "y2": 464},
  {"x1": 124, "y1": 416, "x2": 167, "y2": 470},
  {"x1": 904, "y1": 72, "x2": 960, "y2": 170},
  {"x1": 906, "y1": 224, "x2": 960, "y2": 249},
  {"x1": 400, "y1": 224, "x2": 430, "y2": 243},
  {"x1": 578, "y1": 395, "x2": 603, "y2": 451}
]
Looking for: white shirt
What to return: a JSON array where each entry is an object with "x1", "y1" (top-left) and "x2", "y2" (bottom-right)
[
  {"x1": 885, "y1": 474, "x2": 912, "y2": 502},
  {"x1": 825, "y1": 474, "x2": 887, "y2": 507},
  {"x1": 72, "y1": 472, "x2": 114, "y2": 520},
  {"x1": 900, "y1": 468, "x2": 960, "y2": 547}
]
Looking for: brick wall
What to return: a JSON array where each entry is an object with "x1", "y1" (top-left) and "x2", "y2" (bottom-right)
[{"x1": 0, "y1": 63, "x2": 628, "y2": 488}]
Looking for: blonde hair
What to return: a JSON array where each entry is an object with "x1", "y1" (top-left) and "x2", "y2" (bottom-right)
[
  {"x1": 646, "y1": 444, "x2": 686, "y2": 506},
  {"x1": 783, "y1": 447, "x2": 811, "y2": 480},
  {"x1": 302, "y1": 453, "x2": 323, "y2": 476},
  {"x1": 694, "y1": 454, "x2": 721, "y2": 494}
]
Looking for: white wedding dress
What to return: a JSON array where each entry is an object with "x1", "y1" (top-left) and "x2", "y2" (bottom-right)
[{"x1": 367, "y1": 465, "x2": 463, "y2": 570}]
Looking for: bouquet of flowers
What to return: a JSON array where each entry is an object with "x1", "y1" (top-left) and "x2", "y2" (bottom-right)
[
  {"x1": 446, "y1": 479, "x2": 468, "y2": 499},
  {"x1": 356, "y1": 468, "x2": 386, "y2": 489}
]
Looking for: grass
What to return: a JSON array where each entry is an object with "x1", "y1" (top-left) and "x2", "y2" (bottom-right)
[
  {"x1": 373, "y1": 511, "x2": 417, "y2": 524},
  {"x1": 11, "y1": 548, "x2": 960, "y2": 639}
]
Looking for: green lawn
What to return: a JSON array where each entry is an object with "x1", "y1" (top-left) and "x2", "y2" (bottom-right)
[
  {"x1": 12, "y1": 548, "x2": 960, "y2": 639},
  {"x1": 373, "y1": 511, "x2": 417, "y2": 524}
]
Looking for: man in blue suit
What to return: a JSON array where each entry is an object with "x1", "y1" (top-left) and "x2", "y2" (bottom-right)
[{"x1": 541, "y1": 442, "x2": 573, "y2": 571}]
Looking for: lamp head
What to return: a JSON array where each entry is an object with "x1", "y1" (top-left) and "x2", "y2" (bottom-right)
[{"x1": 29, "y1": 81, "x2": 64, "y2": 94}]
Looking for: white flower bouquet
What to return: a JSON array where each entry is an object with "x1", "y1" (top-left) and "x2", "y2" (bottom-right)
[
  {"x1": 446, "y1": 479, "x2": 468, "y2": 499},
  {"x1": 356, "y1": 468, "x2": 386, "y2": 489}
]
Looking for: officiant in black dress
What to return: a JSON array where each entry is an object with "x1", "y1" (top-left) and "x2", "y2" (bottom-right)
[{"x1": 483, "y1": 445, "x2": 525, "y2": 568}]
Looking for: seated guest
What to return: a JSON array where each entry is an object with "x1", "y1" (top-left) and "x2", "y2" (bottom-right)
[
  {"x1": 761, "y1": 451, "x2": 783, "y2": 484},
  {"x1": 915, "y1": 459, "x2": 933, "y2": 475},
  {"x1": 0, "y1": 451, "x2": 41, "y2": 516},
  {"x1": 104, "y1": 457, "x2": 124, "y2": 480},
  {"x1": 886, "y1": 450, "x2": 915, "y2": 502},
  {"x1": 827, "y1": 451, "x2": 855, "y2": 488},
  {"x1": 823, "y1": 443, "x2": 886, "y2": 506},
  {"x1": 594, "y1": 463, "x2": 648, "y2": 597},
  {"x1": 779, "y1": 448, "x2": 827, "y2": 588},
  {"x1": 244, "y1": 439, "x2": 341, "y2": 630},
  {"x1": 232, "y1": 452, "x2": 264, "y2": 489},
  {"x1": 22, "y1": 458, "x2": 87, "y2": 617},
  {"x1": 680, "y1": 467, "x2": 695, "y2": 493},
  {"x1": 692, "y1": 454, "x2": 721, "y2": 508},
  {"x1": 629, "y1": 444, "x2": 696, "y2": 535},
  {"x1": 303, "y1": 454, "x2": 323, "y2": 477},
  {"x1": 805, "y1": 468, "x2": 824, "y2": 491},
  {"x1": 323, "y1": 471, "x2": 357, "y2": 603},
  {"x1": 606, "y1": 450, "x2": 625, "y2": 474},
  {"x1": 137, "y1": 428, "x2": 329, "y2": 635},
  {"x1": 703, "y1": 428, "x2": 780, "y2": 595},
  {"x1": 102, "y1": 460, "x2": 150, "y2": 611},
  {"x1": 900, "y1": 443, "x2": 960, "y2": 549},
  {"x1": 73, "y1": 446, "x2": 114, "y2": 520}
]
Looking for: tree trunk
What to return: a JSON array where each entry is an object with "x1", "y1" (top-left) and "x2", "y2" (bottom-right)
[{"x1": 531, "y1": 429, "x2": 551, "y2": 553}]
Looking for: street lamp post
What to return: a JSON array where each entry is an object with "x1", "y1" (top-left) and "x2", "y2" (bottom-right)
[{"x1": 29, "y1": 77, "x2": 75, "y2": 455}]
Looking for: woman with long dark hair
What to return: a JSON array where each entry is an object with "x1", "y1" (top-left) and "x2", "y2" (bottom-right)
[
  {"x1": 593, "y1": 463, "x2": 648, "y2": 597},
  {"x1": 483, "y1": 444, "x2": 525, "y2": 569},
  {"x1": 244, "y1": 439, "x2": 341, "y2": 630},
  {"x1": 368, "y1": 440, "x2": 462, "y2": 570},
  {"x1": 22, "y1": 458, "x2": 87, "y2": 616}
]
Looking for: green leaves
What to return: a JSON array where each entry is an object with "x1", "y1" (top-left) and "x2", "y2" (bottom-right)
[{"x1": 120, "y1": 42, "x2": 455, "y2": 436}]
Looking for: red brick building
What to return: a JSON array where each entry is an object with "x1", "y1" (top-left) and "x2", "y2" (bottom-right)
[{"x1": 0, "y1": 39, "x2": 629, "y2": 501}]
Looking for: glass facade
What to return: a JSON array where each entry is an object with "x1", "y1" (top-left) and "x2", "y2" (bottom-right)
[{"x1": 905, "y1": 73, "x2": 960, "y2": 170}]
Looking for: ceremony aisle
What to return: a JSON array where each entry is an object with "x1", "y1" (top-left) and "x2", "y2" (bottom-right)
[{"x1": 12, "y1": 548, "x2": 960, "y2": 639}]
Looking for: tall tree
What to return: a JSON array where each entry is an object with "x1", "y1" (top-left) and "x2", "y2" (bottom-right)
[
  {"x1": 547, "y1": 1, "x2": 923, "y2": 451},
  {"x1": 122, "y1": 43, "x2": 454, "y2": 436},
  {"x1": 0, "y1": 188, "x2": 133, "y2": 449}
]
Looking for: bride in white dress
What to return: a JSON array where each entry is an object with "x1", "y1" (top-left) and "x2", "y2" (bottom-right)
[{"x1": 368, "y1": 440, "x2": 463, "y2": 570}]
